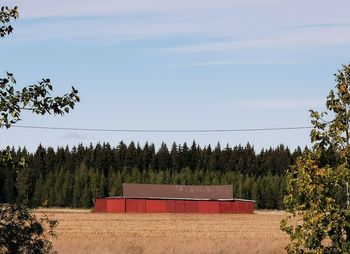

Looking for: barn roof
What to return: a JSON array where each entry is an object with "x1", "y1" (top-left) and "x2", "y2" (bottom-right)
[{"x1": 122, "y1": 183, "x2": 233, "y2": 200}]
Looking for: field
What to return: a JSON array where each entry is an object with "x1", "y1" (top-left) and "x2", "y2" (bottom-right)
[{"x1": 35, "y1": 209, "x2": 289, "y2": 254}]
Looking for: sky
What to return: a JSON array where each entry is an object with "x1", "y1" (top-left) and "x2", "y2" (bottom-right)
[{"x1": 1, "y1": 0, "x2": 350, "y2": 152}]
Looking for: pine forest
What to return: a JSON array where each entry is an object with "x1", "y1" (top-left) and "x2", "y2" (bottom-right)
[{"x1": 1, "y1": 141, "x2": 327, "y2": 209}]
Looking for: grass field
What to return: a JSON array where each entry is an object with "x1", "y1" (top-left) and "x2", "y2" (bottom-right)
[{"x1": 35, "y1": 209, "x2": 289, "y2": 254}]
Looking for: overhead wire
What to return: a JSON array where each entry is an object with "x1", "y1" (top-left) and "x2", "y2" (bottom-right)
[{"x1": 11, "y1": 125, "x2": 313, "y2": 133}]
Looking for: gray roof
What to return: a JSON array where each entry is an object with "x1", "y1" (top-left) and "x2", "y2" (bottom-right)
[{"x1": 122, "y1": 183, "x2": 233, "y2": 200}]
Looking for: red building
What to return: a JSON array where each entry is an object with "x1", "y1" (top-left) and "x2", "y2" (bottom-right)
[{"x1": 94, "y1": 183, "x2": 255, "y2": 214}]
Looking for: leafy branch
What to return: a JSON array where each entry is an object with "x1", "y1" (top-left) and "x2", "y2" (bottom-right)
[
  {"x1": 0, "y1": 72, "x2": 80, "y2": 128},
  {"x1": 0, "y1": 6, "x2": 19, "y2": 37}
]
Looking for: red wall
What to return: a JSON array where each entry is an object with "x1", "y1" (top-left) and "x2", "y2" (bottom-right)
[
  {"x1": 95, "y1": 198, "x2": 255, "y2": 214},
  {"x1": 94, "y1": 198, "x2": 126, "y2": 213},
  {"x1": 199, "y1": 201, "x2": 219, "y2": 213},
  {"x1": 219, "y1": 201, "x2": 231, "y2": 213},
  {"x1": 106, "y1": 198, "x2": 125, "y2": 213},
  {"x1": 94, "y1": 198, "x2": 107, "y2": 212},
  {"x1": 126, "y1": 199, "x2": 146, "y2": 212},
  {"x1": 184, "y1": 200, "x2": 198, "y2": 213},
  {"x1": 230, "y1": 200, "x2": 254, "y2": 214},
  {"x1": 175, "y1": 200, "x2": 185, "y2": 213},
  {"x1": 145, "y1": 199, "x2": 176, "y2": 213}
]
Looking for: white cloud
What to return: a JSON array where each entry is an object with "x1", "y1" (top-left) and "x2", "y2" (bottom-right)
[
  {"x1": 3, "y1": 0, "x2": 350, "y2": 57},
  {"x1": 156, "y1": 26, "x2": 350, "y2": 54},
  {"x1": 6, "y1": 0, "x2": 258, "y2": 19},
  {"x1": 162, "y1": 58, "x2": 308, "y2": 68},
  {"x1": 10, "y1": 17, "x2": 203, "y2": 42},
  {"x1": 63, "y1": 132, "x2": 88, "y2": 140},
  {"x1": 3, "y1": 0, "x2": 350, "y2": 42},
  {"x1": 230, "y1": 98, "x2": 323, "y2": 110},
  {"x1": 7, "y1": 0, "x2": 347, "y2": 24}
]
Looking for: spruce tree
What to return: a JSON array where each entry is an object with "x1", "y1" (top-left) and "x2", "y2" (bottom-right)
[
  {"x1": 31, "y1": 175, "x2": 45, "y2": 207},
  {"x1": 62, "y1": 170, "x2": 73, "y2": 207}
]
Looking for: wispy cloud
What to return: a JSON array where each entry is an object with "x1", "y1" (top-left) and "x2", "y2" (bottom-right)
[
  {"x1": 230, "y1": 98, "x2": 323, "y2": 110},
  {"x1": 9, "y1": 0, "x2": 253, "y2": 19},
  {"x1": 4, "y1": 0, "x2": 350, "y2": 44},
  {"x1": 296, "y1": 22, "x2": 350, "y2": 29},
  {"x1": 11, "y1": 17, "x2": 203, "y2": 42},
  {"x1": 63, "y1": 132, "x2": 88, "y2": 140},
  {"x1": 155, "y1": 26, "x2": 350, "y2": 54},
  {"x1": 162, "y1": 58, "x2": 308, "y2": 68}
]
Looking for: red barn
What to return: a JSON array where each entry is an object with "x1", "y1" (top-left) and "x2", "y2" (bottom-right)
[{"x1": 94, "y1": 183, "x2": 255, "y2": 214}]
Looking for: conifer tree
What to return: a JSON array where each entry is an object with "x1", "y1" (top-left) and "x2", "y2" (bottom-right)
[
  {"x1": 108, "y1": 171, "x2": 118, "y2": 196},
  {"x1": 62, "y1": 170, "x2": 73, "y2": 206},
  {"x1": 157, "y1": 142, "x2": 171, "y2": 170},
  {"x1": 32, "y1": 175, "x2": 45, "y2": 207},
  {"x1": 15, "y1": 167, "x2": 30, "y2": 204},
  {"x1": 99, "y1": 172, "x2": 107, "y2": 197},
  {"x1": 2, "y1": 165, "x2": 16, "y2": 203},
  {"x1": 170, "y1": 142, "x2": 181, "y2": 171}
]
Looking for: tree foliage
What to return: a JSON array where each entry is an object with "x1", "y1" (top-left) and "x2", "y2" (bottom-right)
[
  {"x1": 0, "y1": 204, "x2": 57, "y2": 254},
  {"x1": 281, "y1": 64, "x2": 350, "y2": 253},
  {"x1": 0, "y1": 4, "x2": 79, "y2": 254},
  {"x1": 0, "y1": 6, "x2": 18, "y2": 37},
  {"x1": 0, "y1": 4, "x2": 79, "y2": 128},
  {"x1": 0, "y1": 73, "x2": 80, "y2": 128}
]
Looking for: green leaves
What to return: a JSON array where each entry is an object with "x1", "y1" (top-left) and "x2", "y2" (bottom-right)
[
  {"x1": 282, "y1": 64, "x2": 350, "y2": 253},
  {"x1": 0, "y1": 6, "x2": 19, "y2": 38},
  {"x1": 0, "y1": 3, "x2": 77, "y2": 254},
  {"x1": 0, "y1": 204, "x2": 57, "y2": 254},
  {"x1": 0, "y1": 4, "x2": 80, "y2": 127},
  {"x1": 0, "y1": 72, "x2": 80, "y2": 128},
  {"x1": 282, "y1": 154, "x2": 350, "y2": 253}
]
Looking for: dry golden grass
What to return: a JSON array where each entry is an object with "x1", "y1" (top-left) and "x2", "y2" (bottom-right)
[{"x1": 34, "y1": 209, "x2": 289, "y2": 254}]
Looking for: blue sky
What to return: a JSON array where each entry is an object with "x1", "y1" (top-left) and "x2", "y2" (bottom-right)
[{"x1": 1, "y1": 0, "x2": 350, "y2": 152}]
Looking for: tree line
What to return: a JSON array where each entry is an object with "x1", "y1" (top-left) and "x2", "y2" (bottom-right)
[{"x1": 0, "y1": 141, "x2": 307, "y2": 209}]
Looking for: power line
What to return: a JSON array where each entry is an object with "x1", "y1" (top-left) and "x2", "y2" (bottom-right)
[{"x1": 11, "y1": 125, "x2": 313, "y2": 133}]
